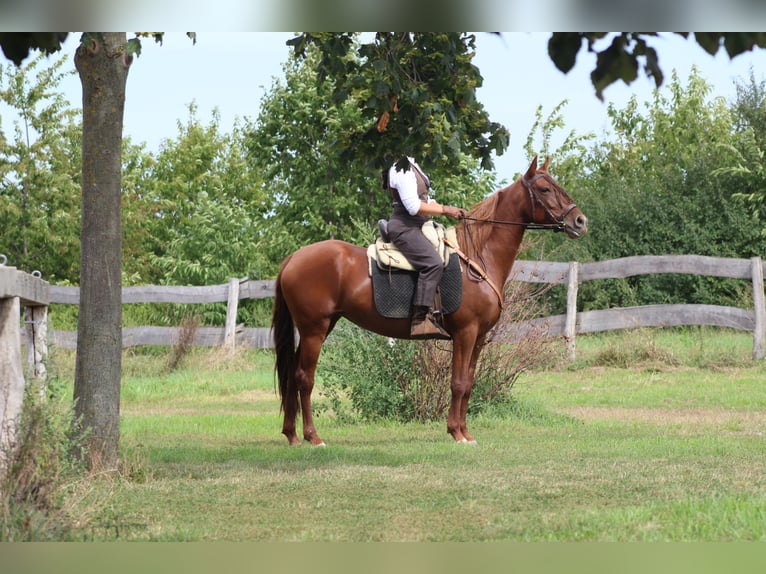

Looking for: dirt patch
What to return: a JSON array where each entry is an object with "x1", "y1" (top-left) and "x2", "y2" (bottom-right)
[{"x1": 563, "y1": 406, "x2": 766, "y2": 433}]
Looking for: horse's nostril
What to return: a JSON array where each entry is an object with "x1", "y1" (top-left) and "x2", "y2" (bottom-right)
[{"x1": 576, "y1": 215, "x2": 587, "y2": 229}]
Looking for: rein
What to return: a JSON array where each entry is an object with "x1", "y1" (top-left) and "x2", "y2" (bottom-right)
[
  {"x1": 441, "y1": 235, "x2": 505, "y2": 309},
  {"x1": 461, "y1": 215, "x2": 565, "y2": 231}
]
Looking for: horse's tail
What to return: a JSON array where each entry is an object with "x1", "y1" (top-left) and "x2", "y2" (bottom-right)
[{"x1": 272, "y1": 257, "x2": 300, "y2": 415}]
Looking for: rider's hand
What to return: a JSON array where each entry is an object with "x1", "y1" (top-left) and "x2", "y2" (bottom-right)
[{"x1": 442, "y1": 206, "x2": 466, "y2": 220}]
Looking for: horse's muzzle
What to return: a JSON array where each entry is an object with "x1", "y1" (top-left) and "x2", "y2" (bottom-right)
[{"x1": 565, "y1": 211, "x2": 588, "y2": 238}]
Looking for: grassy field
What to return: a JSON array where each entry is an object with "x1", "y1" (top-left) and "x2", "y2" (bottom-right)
[{"x1": 44, "y1": 328, "x2": 766, "y2": 541}]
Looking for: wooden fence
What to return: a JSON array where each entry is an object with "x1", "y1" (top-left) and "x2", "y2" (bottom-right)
[
  {"x1": 508, "y1": 255, "x2": 765, "y2": 360},
  {"x1": 5, "y1": 253, "x2": 763, "y2": 476},
  {"x1": 39, "y1": 254, "x2": 766, "y2": 361}
]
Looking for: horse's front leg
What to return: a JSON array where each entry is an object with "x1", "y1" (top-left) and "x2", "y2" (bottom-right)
[
  {"x1": 447, "y1": 335, "x2": 482, "y2": 444},
  {"x1": 459, "y1": 340, "x2": 486, "y2": 443},
  {"x1": 448, "y1": 338, "x2": 485, "y2": 444}
]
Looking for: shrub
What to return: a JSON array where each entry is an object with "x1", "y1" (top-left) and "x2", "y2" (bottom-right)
[{"x1": 317, "y1": 277, "x2": 562, "y2": 422}]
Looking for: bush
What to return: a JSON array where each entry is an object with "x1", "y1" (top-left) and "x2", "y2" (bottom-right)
[{"x1": 317, "y1": 278, "x2": 562, "y2": 422}]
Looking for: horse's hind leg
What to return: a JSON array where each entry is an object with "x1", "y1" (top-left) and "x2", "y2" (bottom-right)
[{"x1": 295, "y1": 332, "x2": 327, "y2": 446}]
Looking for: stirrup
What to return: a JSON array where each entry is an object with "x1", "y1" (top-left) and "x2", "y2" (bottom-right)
[{"x1": 410, "y1": 315, "x2": 450, "y2": 340}]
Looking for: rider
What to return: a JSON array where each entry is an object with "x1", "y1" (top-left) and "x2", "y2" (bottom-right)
[{"x1": 385, "y1": 156, "x2": 466, "y2": 340}]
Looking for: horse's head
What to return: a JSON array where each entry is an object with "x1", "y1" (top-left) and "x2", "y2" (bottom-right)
[{"x1": 522, "y1": 156, "x2": 588, "y2": 239}]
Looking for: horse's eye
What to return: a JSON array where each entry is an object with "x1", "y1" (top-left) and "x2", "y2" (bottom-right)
[{"x1": 540, "y1": 186, "x2": 551, "y2": 193}]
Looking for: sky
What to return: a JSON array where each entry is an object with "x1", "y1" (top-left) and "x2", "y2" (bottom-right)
[{"x1": 4, "y1": 32, "x2": 766, "y2": 183}]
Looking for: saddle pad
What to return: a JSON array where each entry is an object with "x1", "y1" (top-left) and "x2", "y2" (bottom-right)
[{"x1": 371, "y1": 252, "x2": 463, "y2": 319}]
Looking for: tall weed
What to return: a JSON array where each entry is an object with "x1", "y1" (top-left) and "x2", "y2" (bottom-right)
[{"x1": 0, "y1": 378, "x2": 92, "y2": 540}]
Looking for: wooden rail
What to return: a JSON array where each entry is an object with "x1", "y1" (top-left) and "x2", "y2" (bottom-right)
[
  {"x1": 48, "y1": 277, "x2": 275, "y2": 350},
  {"x1": 36, "y1": 254, "x2": 766, "y2": 360}
]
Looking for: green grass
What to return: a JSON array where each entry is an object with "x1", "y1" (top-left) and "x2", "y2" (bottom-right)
[{"x1": 45, "y1": 328, "x2": 766, "y2": 541}]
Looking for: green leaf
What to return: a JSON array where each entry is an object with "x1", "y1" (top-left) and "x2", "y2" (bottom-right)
[
  {"x1": 590, "y1": 36, "x2": 639, "y2": 100},
  {"x1": 125, "y1": 38, "x2": 142, "y2": 57},
  {"x1": 548, "y1": 33, "x2": 583, "y2": 73},
  {"x1": 723, "y1": 32, "x2": 766, "y2": 58},
  {"x1": 694, "y1": 33, "x2": 723, "y2": 56}
]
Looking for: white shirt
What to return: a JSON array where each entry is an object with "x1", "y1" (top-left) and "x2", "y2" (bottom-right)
[{"x1": 388, "y1": 157, "x2": 434, "y2": 216}]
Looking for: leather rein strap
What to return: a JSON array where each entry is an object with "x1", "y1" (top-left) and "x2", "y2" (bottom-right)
[{"x1": 441, "y1": 235, "x2": 505, "y2": 310}]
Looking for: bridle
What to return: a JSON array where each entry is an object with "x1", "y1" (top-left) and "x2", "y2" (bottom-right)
[
  {"x1": 462, "y1": 172, "x2": 578, "y2": 233},
  {"x1": 451, "y1": 172, "x2": 580, "y2": 309}
]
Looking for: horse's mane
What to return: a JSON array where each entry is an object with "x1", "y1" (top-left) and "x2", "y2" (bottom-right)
[{"x1": 456, "y1": 185, "x2": 508, "y2": 255}]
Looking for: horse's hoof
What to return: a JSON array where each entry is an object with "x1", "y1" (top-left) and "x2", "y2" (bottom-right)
[
  {"x1": 306, "y1": 439, "x2": 326, "y2": 447},
  {"x1": 456, "y1": 438, "x2": 478, "y2": 446}
]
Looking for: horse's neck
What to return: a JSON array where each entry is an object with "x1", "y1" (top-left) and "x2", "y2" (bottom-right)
[{"x1": 471, "y1": 181, "x2": 529, "y2": 285}]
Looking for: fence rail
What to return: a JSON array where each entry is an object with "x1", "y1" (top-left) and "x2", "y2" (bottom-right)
[{"x1": 33, "y1": 254, "x2": 766, "y2": 361}]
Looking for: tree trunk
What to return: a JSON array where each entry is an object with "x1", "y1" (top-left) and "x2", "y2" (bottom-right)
[{"x1": 73, "y1": 33, "x2": 131, "y2": 469}]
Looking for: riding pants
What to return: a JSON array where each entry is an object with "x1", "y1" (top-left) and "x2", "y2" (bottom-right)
[{"x1": 387, "y1": 213, "x2": 443, "y2": 309}]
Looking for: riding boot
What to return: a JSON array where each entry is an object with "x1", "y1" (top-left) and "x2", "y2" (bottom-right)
[{"x1": 410, "y1": 305, "x2": 450, "y2": 340}]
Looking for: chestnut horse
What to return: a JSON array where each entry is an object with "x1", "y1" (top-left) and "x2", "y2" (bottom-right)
[{"x1": 272, "y1": 156, "x2": 587, "y2": 445}]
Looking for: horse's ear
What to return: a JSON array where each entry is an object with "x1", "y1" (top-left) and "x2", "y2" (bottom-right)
[
  {"x1": 525, "y1": 156, "x2": 538, "y2": 179},
  {"x1": 541, "y1": 156, "x2": 551, "y2": 172}
]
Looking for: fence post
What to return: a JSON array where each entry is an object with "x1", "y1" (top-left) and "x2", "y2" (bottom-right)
[
  {"x1": 24, "y1": 305, "x2": 48, "y2": 385},
  {"x1": 0, "y1": 295, "x2": 25, "y2": 480},
  {"x1": 224, "y1": 277, "x2": 241, "y2": 352},
  {"x1": 564, "y1": 261, "x2": 580, "y2": 362},
  {"x1": 751, "y1": 257, "x2": 765, "y2": 360}
]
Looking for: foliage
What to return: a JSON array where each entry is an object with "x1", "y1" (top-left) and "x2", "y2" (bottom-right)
[
  {"x1": 289, "y1": 33, "x2": 509, "y2": 172},
  {"x1": 245, "y1": 42, "x2": 500, "y2": 262},
  {"x1": 0, "y1": 53, "x2": 81, "y2": 281},
  {"x1": 124, "y1": 105, "x2": 273, "y2": 326},
  {"x1": 129, "y1": 104, "x2": 270, "y2": 285},
  {"x1": 0, "y1": 33, "x2": 70, "y2": 66},
  {"x1": 244, "y1": 45, "x2": 383, "y2": 257},
  {"x1": 714, "y1": 70, "x2": 766, "y2": 233},
  {"x1": 552, "y1": 69, "x2": 766, "y2": 311},
  {"x1": 3, "y1": 31, "x2": 766, "y2": 100},
  {"x1": 548, "y1": 32, "x2": 766, "y2": 100}
]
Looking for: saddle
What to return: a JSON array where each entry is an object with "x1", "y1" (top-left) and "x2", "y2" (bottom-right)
[
  {"x1": 366, "y1": 220, "x2": 458, "y2": 272},
  {"x1": 366, "y1": 220, "x2": 463, "y2": 319}
]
